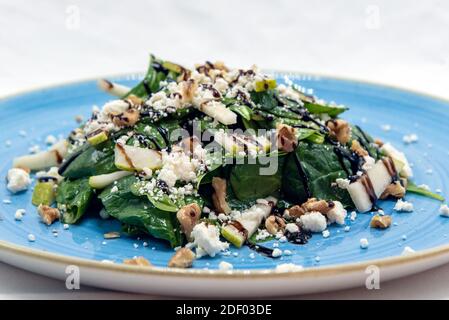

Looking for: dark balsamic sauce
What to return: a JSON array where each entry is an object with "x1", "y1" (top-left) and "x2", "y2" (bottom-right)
[
  {"x1": 156, "y1": 127, "x2": 171, "y2": 152},
  {"x1": 285, "y1": 227, "x2": 312, "y2": 245},
  {"x1": 246, "y1": 242, "x2": 276, "y2": 258},
  {"x1": 57, "y1": 148, "x2": 84, "y2": 175},
  {"x1": 293, "y1": 152, "x2": 311, "y2": 199},
  {"x1": 142, "y1": 79, "x2": 152, "y2": 96}
]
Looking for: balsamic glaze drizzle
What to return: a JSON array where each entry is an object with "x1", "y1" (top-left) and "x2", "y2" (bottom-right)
[
  {"x1": 293, "y1": 152, "x2": 311, "y2": 199},
  {"x1": 156, "y1": 127, "x2": 171, "y2": 152}
]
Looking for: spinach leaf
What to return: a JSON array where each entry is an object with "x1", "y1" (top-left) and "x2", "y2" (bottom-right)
[
  {"x1": 304, "y1": 102, "x2": 348, "y2": 117},
  {"x1": 61, "y1": 141, "x2": 116, "y2": 179},
  {"x1": 229, "y1": 156, "x2": 285, "y2": 201},
  {"x1": 282, "y1": 142, "x2": 353, "y2": 206},
  {"x1": 229, "y1": 105, "x2": 253, "y2": 121},
  {"x1": 250, "y1": 90, "x2": 278, "y2": 110},
  {"x1": 99, "y1": 176, "x2": 183, "y2": 247},
  {"x1": 407, "y1": 181, "x2": 445, "y2": 201},
  {"x1": 56, "y1": 178, "x2": 93, "y2": 224}
]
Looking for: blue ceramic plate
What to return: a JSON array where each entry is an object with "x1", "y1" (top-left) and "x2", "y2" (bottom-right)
[{"x1": 0, "y1": 73, "x2": 448, "y2": 296}]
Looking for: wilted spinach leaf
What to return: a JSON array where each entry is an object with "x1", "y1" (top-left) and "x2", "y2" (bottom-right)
[{"x1": 56, "y1": 178, "x2": 93, "y2": 224}]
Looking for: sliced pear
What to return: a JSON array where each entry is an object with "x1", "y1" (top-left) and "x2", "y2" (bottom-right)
[
  {"x1": 367, "y1": 160, "x2": 392, "y2": 198},
  {"x1": 347, "y1": 180, "x2": 373, "y2": 213},
  {"x1": 32, "y1": 181, "x2": 55, "y2": 206},
  {"x1": 380, "y1": 143, "x2": 413, "y2": 178},
  {"x1": 87, "y1": 130, "x2": 108, "y2": 146},
  {"x1": 214, "y1": 131, "x2": 271, "y2": 156},
  {"x1": 13, "y1": 140, "x2": 68, "y2": 171},
  {"x1": 221, "y1": 225, "x2": 246, "y2": 248},
  {"x1": 97, "y1": 79, "x2": 130, "y2": 97},
  {"x1": 89, "y1": 171, "x2": 132, "y2": 189},
  {"x1": 221, "y1": 197, "x2": 277, "y2": 247},
  {"x1": 199, "y1": 101, "x2": 237, "y2": 125},
  {"x1": 114, "y1": 144, "x2": 162, "y2": 171}
]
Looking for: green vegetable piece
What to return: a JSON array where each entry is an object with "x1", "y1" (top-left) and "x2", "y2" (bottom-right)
[
  {"x1": 407, "y1": 181, "x2": 445, "y2": 202},
  {"x1": 32, "y1": 181, "x2": 55, "y2": 206},
  {"x1": 87, "y1": 130, "x2": 108, "y2": 146},
  {"x1": 56, "y1": 178, "x2": 93, "y2": 224},
  {"x1": 162, "y1": 61, "x2": 182, "y2": 73},
  {"x1": 255, "y1": 79, "x2": 277, "y2": 92},
  {"x1": 304, "y1": 102, "x2": 348, "y2": 117}
]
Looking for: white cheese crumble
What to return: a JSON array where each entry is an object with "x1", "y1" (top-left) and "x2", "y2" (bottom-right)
[
  {"x1": 63, "y1": 224, "x2": 69, "y2": 230},
  {"x1": 322, "y1": 230, "x2": 330, "y2": 238},
  {"x1": 285, "y1": 223, "x2": 299, "y2": 234},
  {"x1": 350, "y1": 211, "x2": 357, "y2": 221},
  {"x1": 191, "y1": 222, "x2": 229, "y2": 258},
  {"x1": 394, "y1": 199, "x2": 414, "y2": 212},
  {"x1": 255, "y1": 229, "x2": 271, "y2": 241},
  {"x1": 272, "y1": 248, "x2": 283, "y2": 258},
  {"x1": 299, "y1": 211, "x2": 327, "y2": 232},
  {"x1": 275, "y1": 263, "x2": 303, "y2": 272},
  {"x1": 417, "y1": 184, "x2": 431, "y2": 191},
  {"x1": 403, "y1": 133, "x2": 418, "y2": 144},
  {"x1": 439, "y1": 204, "x2": 449, "y2": 217},
  {"x1": 381, "y1": 124, "x2": 391, "y2": 131},
  {"x1": 249, "y1": 253, "x2": 256, "y2": 259},
  {"x1": 110, "y1": 186, "x2": 119, "y2": 193},
  {"x1": 14, "y1": 209, "x2": 25, "y2": 221},
  {"x1": 401, "y1": 246, "x2": 415, "y2": 255},
  {"x1": 28, "y1": 234, "x2": 36, "y2": 242},
  {"x1": 45, "y1": 135, "x2": 58, "y2": 145},
  {"x1": 360, "y1": 238, "x2": 369, "y2": 249},
  {"x1": 218, "y1": 261, "x2": 233, "y2": 271},
  {"x1": 335, "y1": 178, "x2": 350, "y2": 189},
  {"x1": 6, "y1": 168, "x2": 31, "y2": 193},
  {"x1": 326, "y1": 201, "x2": 347, "y2": 225}
]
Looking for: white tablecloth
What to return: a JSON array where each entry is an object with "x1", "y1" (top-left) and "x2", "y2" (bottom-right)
[{"x1": 1, "y1": 0, "x2": 448, "y2": 299}]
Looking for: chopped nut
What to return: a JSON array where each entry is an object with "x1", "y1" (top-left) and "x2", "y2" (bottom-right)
[
  {"x1": 168, "y1": 248, "x2": 196, "y2": 268},
  {"x1": 351, "y1": 140, "x2": 369, "y2": 157},
  {"x1": 276, "y1": 124, "x2": 297, "y2": 152},
  {"x1": 37, "y1": 204, "x2": 60, "y2": 225},
  {"x1": 374, "y1": 138, "x2": 384, "y2": 147},
  {"x1": 380, "y1": 181, "x2": 406, "y2": 199},
  {"x1": 301, "y1": 198, "x2": 332, "y2": 214},
  {"x1": 123, "y1": 256, "x2": 151, "y2": 266},
  {"x1": 327, "y1": 119, "x2": 351, "y2": 144},
  {"x1": 112, "y1": 108, "x2": 140, "y2": 127},
  {"x1": 212, "y1": 177, "x2": 231, "y2": 214},
  {"x1": 286, "y1": 205, "x2": 306, "y2": 218},
  {"x1": 103, "y1": 231, "x2": 121, "y2": 239},
  {"x1": 176, "y1": 203, "x2": 201, "y2": 241},
  {"x1": 265, "y1": 215, "x2": 286, "y2": 235},
  {"x1": 370, "y1": 215, "x2": 392, "y2": 229}
]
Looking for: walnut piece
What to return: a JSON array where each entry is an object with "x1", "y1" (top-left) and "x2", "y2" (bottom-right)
[
  {"x1": 181, "y1": 79, "x2": 198, "y2": 103},
  {"x1": 123, "y1": 256, "x2": 152, "y2": 266},
  {"x1": 327, "y1": 119, "x2": 351, "y2": 144},
  {"x1": 265, "y1": 215, "x2": 286, "y2": 235},
  {"x1": 212, "y1": 177, "x2": 231, "y2": 214},
  {"x1": 285, "y1": 205, "x2": 305, "y2": 218},
  {"x1": 176, "y1": 203, "x2": 201, "y2": 241},
  {"x1": 370, "y1": 215, "x2": 392, "y2": 229},
  {"x1": 351, "y1": 140, "x2": 369, "y2": 157},
  {"x1": 276, "y1": 124, "x2": 297, "y2": 152},
  {"x1": 112, "y1": 108, "x2": 140, "y2": 127},
  {"x1": 168, "y1": 248, "x2": 196, "y2": 268},
  {"x1": 380, "y1": 181, "x2": 406, "y2": 199},
  {"x1": 301, "y1": 198, "x2": 333, "y2": 214},
  {"x1": 37, "y1": 204, "x2": 60, "y2": 225}
]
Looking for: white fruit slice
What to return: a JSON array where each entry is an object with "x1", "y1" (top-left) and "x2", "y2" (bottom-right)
[
  {"x1": 199, "y1": 101, "x2": 237, "y2": 125},
  {"x1": 214, "y1": 131, "x2": 271, "y2": 155},
  {"x1": 97, "y1": 79, "x2": 130, "y2": 97},
  {"x1": 380, "y1": 143, "x2": 413, "y2": 178},
  {"x1": 89, "y1": 171, "x2": 132, "y2": 189},
  {"x1": 347, "y1": 179, "x2": 373, "y2": 213},
  {"x1": 13, "y1": 140, "x2": 68, "y2": 171},
  {"x1": 114, "y1": 144, "x2": 162, "y2": 171},
  {"x1": 221, "y1": 197, "x2": 277, "y2": 247},
  {"x1": 367, "y1": 160, "x2": 392, "y2": 198}
]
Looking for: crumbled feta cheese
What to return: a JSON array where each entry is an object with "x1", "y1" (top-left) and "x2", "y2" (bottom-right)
[
  {"x1": 401, "y1": 246, "x2": 415, "y2": 255},
  {"x1": 157, "y1": 150, "x2": 203, "y2": 187},
  {"x1": 279, "y1": 236, "x2": 287, "y2": 243},
  {"x1": 440, "y1": 204, "x2": 449, "y2": 217},
  {"x1": 326, "y1": 201, "x2": 347, "y2": 225},
  {"x1": 283, "y1": 249, "x2": 292, "y2": 256},
  {"x1": 217, "y1": 213, "x2": 228, "y2": 222},
  {"x1": 381, "y1": 124, "x2": 391, "y2": 131},
  {"x1": 299, "y1": 212, "x2": 327, "y2": 232},
  {"x1": 63, "y1": 224, "x2": 69, "y2": 230},
  {"x1": 3, "y1": 199, "x2": 11, "y2": 204},
  {"x1": 403, "y1": 133, "x2": 418, "y2": 144},
  {"x1": 202, "y1": 206, "x2": 211, "y2": 214},
  {"x1": 394, "y1": 199, "x2": 414, "y2": 212},
  {"x1": 255, "y1": 229, "x2": 271, "y2": 241},
  {"x1": 110, "y1": 186, "x2": 119, "y2": 193},
  {"x1": 6, "y1": 168, "x2": 31, "y2": 193},
  {"x1": 218, "y1": 261, "x2": 233, "y2": 270},
  {"x1": 19, "y1": 130, "x2": 27, "y2": 137},
  {"x1": 28, "y1": 145, "x2": 40, "y2": 154},
  {"x1": 360, "y1": 238, "x2": 369, "y2": 249},
  {"x1": 14, "y1": 209, "x2": 25, "y2": 221},
  {"x1": 335, "y1": 178, "x2": 350, "y2": 189},
  {"x1": 285, "y1": 223, "x2": 299, "y2": 234},
  {"x1": 350, "y1": 211, "x2": 357, "y2": 221},
  {"x1": 28, "y1": 234, "x2": 36, "y2": 242},
  {"x1": 322, "y1": 230, "x2": 330, "y2": 238},
  {"x1": 344, "y1": 226, "x2": 351, "y2": 232},
  {"x1": 191, "y1": 222, "x2": 229, "y2": 258},
  {"x1": 272, "y1": 248, "x2": 283, "y2": 258},
  {"x1": 275, "y1": 263, "x2": 303, "y2": 272},
  {"x1": 417, "y1": 184, "x2": 431, "y2": 191},
  {"x1": 45, "y1": 135, "x2": 58, "y2": 145},
  {"x1": 249, "y1": 253, "x2": 256, "y2": 259}
]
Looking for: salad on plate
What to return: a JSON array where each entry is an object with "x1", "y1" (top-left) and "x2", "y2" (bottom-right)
[{"x1": 6, "y1": 55, "x2": 445, "y2": 269}]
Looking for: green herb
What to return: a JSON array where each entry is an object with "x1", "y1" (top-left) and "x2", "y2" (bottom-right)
[{"x1": 407, "y1": 181, "x2": 445, "y2": 201}]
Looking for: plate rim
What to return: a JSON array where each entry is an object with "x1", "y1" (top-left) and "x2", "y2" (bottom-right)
[{"x1": 0, "y1": 71, "x2": 448, "y2": 280}]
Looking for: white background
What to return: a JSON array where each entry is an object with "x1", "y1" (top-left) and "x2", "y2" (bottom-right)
[{"x1": 1, "y1": 0, "x2": 449, "y2": 299}]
